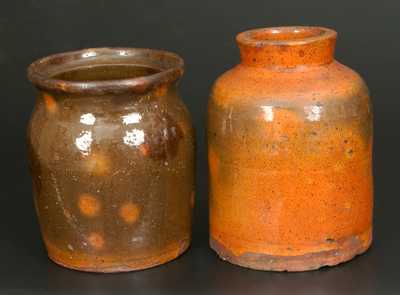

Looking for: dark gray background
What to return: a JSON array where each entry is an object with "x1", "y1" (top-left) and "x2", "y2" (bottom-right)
[{"x1": 1, "y1": 0, "x2": 399, "y2": 294}]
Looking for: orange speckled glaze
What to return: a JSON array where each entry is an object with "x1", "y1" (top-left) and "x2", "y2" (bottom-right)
[
  {"x1": 208, "y1": 27, "x2": 373, "y2": 271},
  {"x1": 43, "y1": 93, "x2": 58, "y2": 113},
  {"x1": 119, "y1": 202, "x2": 140, "y2": 224},
  {"x1": 78, "y1": 194, "x2": 101, "y2": 217}
]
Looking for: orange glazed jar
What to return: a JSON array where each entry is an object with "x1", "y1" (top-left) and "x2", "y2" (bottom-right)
[{"x1": 208, "y1": 27, "x2": 373, "y2": 271}]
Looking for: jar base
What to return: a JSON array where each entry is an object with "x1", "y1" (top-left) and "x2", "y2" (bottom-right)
[
  {"x1": 210, "y1": 232, "x2": 372, "y2": 272},
  {"x1": 46, "y1": 239, "x2": 190, "y2": 273}
]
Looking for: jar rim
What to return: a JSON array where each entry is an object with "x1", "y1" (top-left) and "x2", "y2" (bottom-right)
[
  {"x1": 27, "y1": 47, "x2": 184, "y2": 95},
  {"x1": 236, "y1": 26, "x2": 337, "y2": 47}
]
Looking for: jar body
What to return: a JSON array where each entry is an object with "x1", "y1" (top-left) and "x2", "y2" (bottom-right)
[
  {"x1": 28, "y1": 86, "x2": 194, "y2": 272},
  {"x1": 208, "y1": 60, "x2": 373, "y2": 271}
]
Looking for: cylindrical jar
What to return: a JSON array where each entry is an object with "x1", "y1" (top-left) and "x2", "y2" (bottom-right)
[
  {"x1": 27, "y1": 48, "x2": 195, "y2": 272},
  {"x1": 208, "y1": 27, "x2": 373, "y2": 271}
]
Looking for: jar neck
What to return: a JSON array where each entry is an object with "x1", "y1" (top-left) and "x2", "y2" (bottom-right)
[
  {"x1": 39, "y1": 83, "x2": 178, "y2": 114},
  {"x1": 237, "y1": 26, "x2": 337, "y2": 68}
]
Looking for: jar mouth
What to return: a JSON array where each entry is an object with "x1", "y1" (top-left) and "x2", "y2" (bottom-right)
[
  {"x1": 27, "y1": 47, "x2": 184, "y2": 95},
  {"x1": 236, "y1": 26, "x2": 337, "y2": 47}
]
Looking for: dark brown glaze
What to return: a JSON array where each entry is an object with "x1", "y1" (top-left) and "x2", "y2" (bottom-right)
[
  {"x1": 28, "y1": 48, "x2": 184, "y2": 95},
  {"x1": 208, "y1": 27, "x2": 373, "y2": 271},
  {"x1": 141, "y1": 103, "x2": 184, "y2": 160},
  {"x1": 27, "y1": 48, "x2": 195, "y2": 272}
]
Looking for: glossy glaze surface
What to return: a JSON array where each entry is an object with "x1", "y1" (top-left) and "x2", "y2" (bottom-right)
[
  {"x1": 208, "y1": 27, "x2": 373, "y2": 271},
  {"x1": 27, "y1": 48, "x2": 195, "y2": 272}
]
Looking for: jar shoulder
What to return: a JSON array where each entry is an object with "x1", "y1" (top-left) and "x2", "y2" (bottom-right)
[
  {"x1": 210, "y1": 61, "x2": 370, "y2": 109},
  {"x1": 208, "y1": 62, "x2": 372, "y2": 149},
  {"x1": 27, "y1": 93, "x2": 194, "y2": 167}
]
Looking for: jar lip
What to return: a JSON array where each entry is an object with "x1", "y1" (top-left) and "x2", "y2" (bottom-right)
[
  {"x1": 27, "y1": 47, "x2": 184, "y2": 95},
  {"x1": 236, "y1": 26, "x2": 337, "y2": 47}
]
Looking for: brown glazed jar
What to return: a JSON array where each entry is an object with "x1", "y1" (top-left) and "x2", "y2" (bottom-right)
[
  {"x1": 208, "y1": 27, "x2": 373, "y2": 271},
  {"x1": 27, "y1": 48, "x2": 195, "y2": 272}
]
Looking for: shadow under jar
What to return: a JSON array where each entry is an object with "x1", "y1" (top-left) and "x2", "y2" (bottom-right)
[
  {"x1": 27, "y1": 48, "x2": 195, "y2": 272},
  {"x1": 208, "y1": 27, "x2": 373, "y2": 271}
]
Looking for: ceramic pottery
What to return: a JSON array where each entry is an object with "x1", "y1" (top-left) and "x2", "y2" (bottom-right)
[
  {"x1": 27, "y1": 48, "x2": 195, "y2": 272},
  {"x1": 208, "y1": 27, "x2": 373, "y2": 271}
]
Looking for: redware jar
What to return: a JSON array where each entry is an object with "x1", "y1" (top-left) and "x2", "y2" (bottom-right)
[
  {"x1": 208, "y1": 27, "x2": 373, "y2": 271},
  {"x1": 27, "y1": 48, "x2": 195, "y2": 272}
]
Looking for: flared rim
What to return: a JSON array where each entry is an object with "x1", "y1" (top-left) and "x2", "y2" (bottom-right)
[
  {"x1": 27, "y1": 47, "x2": 184, "y2": 95},
  {"x1": 236, "y1": 26, "x2": 337, "y2": 47}
]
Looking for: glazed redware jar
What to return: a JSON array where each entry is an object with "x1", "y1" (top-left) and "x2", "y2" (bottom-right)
[
  {"x1": 208, "y1": 27, "x2": 373, "y2": 271},
  {"x1": 27, "y1": 48, "x2": 195, "y2": 272}
]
